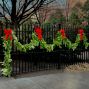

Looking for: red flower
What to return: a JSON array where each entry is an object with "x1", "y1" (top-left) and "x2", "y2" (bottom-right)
[
  {"x1": 34, "y1": 27, "x2": 42, "y2": 40},
  {"x1": 78, "y1": 29, "x2": 84, "y2": 34},
  {"x1": 4, "y1": 29, "x2": 13, "y2": 41},
  {"x1": 58, "y1": 29, "x2": 66, "y2": 39},
  {"x1": 78, "y1": 29, "x2": 84, "y2": 41}
]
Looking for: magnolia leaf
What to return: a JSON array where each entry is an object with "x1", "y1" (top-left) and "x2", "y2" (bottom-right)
[
  {"x1": 46, "y1": 44, "x2": 54, "y2": 52},
  {"x1": 75, "y1": 34, "x2": 80, "y2": 42},
  {"x1": 83, "y1": 34, "x2": 88, "y2": 43},
  {"x1": 40, "y1": 40, "x2": 47, "y2": 49},
  {"x1": 72, "y1": 43, "x2": 78, "y2": 51},
  {"x1": 66, "y1": 39, "x2": 72, "y2": 49},
  {"x1": 85, "y1": 43, "x2": 89, "y2": 49},
  {"x1": 32, "y1": 33, "x2": 38, "y2": 41},
  {"x1": 22, "y1": 47, "x2": 26, "y2": 52},
  {"x1": 30, "y1": 45, "x2": 35, "y2": 49},
  {"x1": 1, "y1": 68, "x2": 12, "y2": 77}
]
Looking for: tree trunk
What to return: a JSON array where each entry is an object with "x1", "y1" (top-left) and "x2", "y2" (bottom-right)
[{"x1": 11, "y1": 0, "x2": 17, "y2": 24}]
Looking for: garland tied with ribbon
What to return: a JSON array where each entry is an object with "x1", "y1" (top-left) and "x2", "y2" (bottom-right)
[
  {"x1": 2, "y1": 27, "x2": 89, "y2": 76},
  {"x1": 78, "y1": 29, "x2": 84, "y2": 41},
  {"x1": 34, "y1": 26, "x2": 42, "y2": 40},
  {"x1": 2, "y1": 29, "x2": 12, "y2": 77}
]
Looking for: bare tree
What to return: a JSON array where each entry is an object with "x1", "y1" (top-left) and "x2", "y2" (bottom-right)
[
  {"x1": 34, "y1": 4, "x2": 52, "y2": 25},
  {"x1": 34, "y1": 0, "x2": 68, "y2": 25},
  {"x1": 0, "y1": 0, "x2": 53, "y2": 26}
]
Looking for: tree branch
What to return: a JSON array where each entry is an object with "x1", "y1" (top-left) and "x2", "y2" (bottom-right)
[
  {"x1": 18, "y1": 0, "x2": 45, "y2": 23},
  {"x1": 17, "y1": 0, "x2": 35, "y2": 16}
]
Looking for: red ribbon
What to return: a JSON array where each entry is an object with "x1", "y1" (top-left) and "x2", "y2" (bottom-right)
[
  {"x1": 34, "y1": 27, "x2": 42, "y2": 40},
  {"x1": 78, "y1": 29, "x2": 84, "y2": 41},
  {"x1": 4, "y1": 29, "x2": 13, "y2": 40},
  {"x1": 58, "y1": 29, "x2": 66, "y2": 39}
]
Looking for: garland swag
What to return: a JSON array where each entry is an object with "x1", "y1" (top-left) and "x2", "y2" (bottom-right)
[
  {"x1": 2, "y1": 27, "x2": 89, "y2": 76},
  {"x1": 2, "y1": 29, "x2": 12, "y2": 77}
]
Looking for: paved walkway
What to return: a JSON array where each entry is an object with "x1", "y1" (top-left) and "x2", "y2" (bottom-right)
[{"x1": 0, "y1": 71, "x2": 89, "y2": 89}]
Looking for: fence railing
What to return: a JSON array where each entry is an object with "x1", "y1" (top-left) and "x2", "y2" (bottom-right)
[
  {"x1": 12, "y1": 47, "x2": 89, "y2": 75},
  {"x1": 0, "y1": 23, "x2": 89, "y2": 76}
]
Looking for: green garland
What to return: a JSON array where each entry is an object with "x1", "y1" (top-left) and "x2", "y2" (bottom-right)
[
  {"x1": 53, "y1": 32, "x2": 89, "y2": 51},
  {"x1": 2, "y1": 31, "x2": 89, "y2": 76},
  {"x1": 13, "y1": 33, "x2": 39, "y2": 52},
  {"x1": 13, "y1": 32, "x2": 89, "y2": 52},
  {"x1": 2, "y1": 39, "x2": 12, "y2": 77}
]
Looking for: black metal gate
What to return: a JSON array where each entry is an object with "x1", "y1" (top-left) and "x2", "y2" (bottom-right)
[
  {"x1": 11, "y1": 24, "x2": 89, "y2": 75},
  {"x1": 12, "y1": 47, "x2": 89, "y2": 75}
]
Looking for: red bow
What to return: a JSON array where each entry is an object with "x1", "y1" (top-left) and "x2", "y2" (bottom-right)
[
  {"x1": 4, "y1": 29, "x2": 13, "y2": 40},
  {"x1": 78, "y1": 29, "x2": 84, "y2": 41},
  {"x1": 58, "y1": 29, "x2": 66, "y2": 39},
  {"x1": 34, "y1": 27, "x2": 42, "y2": 40}
]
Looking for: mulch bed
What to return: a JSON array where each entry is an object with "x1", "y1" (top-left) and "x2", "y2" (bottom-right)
[{"x1": 64, "y1": 63, "x2": 89, "y2": 72}]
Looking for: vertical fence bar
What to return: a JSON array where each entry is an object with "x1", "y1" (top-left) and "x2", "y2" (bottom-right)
[{"x1": 18, "y1": 26, "x2": 21, "y2": 74}]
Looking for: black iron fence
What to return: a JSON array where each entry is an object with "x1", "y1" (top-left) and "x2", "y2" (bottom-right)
[
  {"x1": 11, "y1": 48, "x2": 89, "y2": 75},
  {"x1": 0, "y1": 23, "x2": 89, "y2": 76}
]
